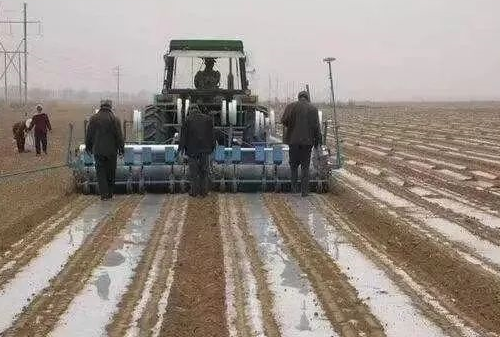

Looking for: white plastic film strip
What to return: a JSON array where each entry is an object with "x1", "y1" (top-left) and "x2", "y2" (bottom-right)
[
  {"x1": 185, "y1": 99, "x2": 190, "y2": 116},
  {"x1": 254, "y1": 110, "x2": 260, "y2": 136},
  {"x1": 176, "y1": 98, "x2": 183, "y2": 124},
  {"x1": 132, "y1": 109, "x2": 143, "y2": 142},
  {"x1": 269, "y1": 110, "x2": 276, "y2": 133},
  {"x1": 221, "y1": 100, "x2": 227, "y2": 126},
  {"x1": 229, "y1": 99, "x2": 238, "y2": 125}
]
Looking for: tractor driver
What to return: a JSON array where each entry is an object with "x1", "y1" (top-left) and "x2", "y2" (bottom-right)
[{"x1": 194, "y1": 58, "x2": 221, "y2": 89}]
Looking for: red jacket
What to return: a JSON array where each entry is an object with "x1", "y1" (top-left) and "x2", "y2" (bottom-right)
[{"x1": 29, "y1": 113, "x2": 52, "y2": 134}]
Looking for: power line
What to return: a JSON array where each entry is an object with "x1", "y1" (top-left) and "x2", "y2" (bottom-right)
[{"x1": 0, "y1": 2, "x2": 42, "y2": 107}]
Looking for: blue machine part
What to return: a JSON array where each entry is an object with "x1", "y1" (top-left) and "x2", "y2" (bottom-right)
[
  {"x1": 124, "y1": 147, "x2": 135, "y2": 165},
  {"x1": 231, "y1": 146, "x2": 241, "y2": 163},
  {"x1": 255, "y1": 146, "x2": 265, "y2": 164},
  {"x1": 142, "y1": 147, "x2": 152, "y2": 165},
  {"x1": 215, "y1": 145, "x2": 226, "y2": 163},
  {"x1": 273, "y1": 145, "x2": 283, "y2": 165},
  {"x1": 165, "y1": 147, "x2": 176, "y2": 164},
  {"x1": 73, "y1": 143, "x2": 330, "y2": 193},
  {"x1": 83, "y1": 151, "x2": 94, "y2": 166}
]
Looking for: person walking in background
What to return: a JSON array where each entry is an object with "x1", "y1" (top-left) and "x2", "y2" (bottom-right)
[
  {"x1": 179, "y1": 104, "x2": 215, "y2": 197},
  {"x1": 12, "y1": 120, "x2": 27, "y2": 153},
  {"x1": 28, "y1": 104, "x2": 52, "y2": 155},
  {"x1": 85, "y1": 99, "x2": 124, "y2": 200},
  {"x1": 281, "y1": 91, "x2": 322, "y2": 197}
]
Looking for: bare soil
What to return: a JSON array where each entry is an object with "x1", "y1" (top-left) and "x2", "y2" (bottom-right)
[
  {"x1": 160, "y1": 195, "x2": 229, "y2": 337},
  {"x1": 264, "y1": 194, "x2": 386, "y2": 337},
  {"x1": 324, "y1": 184, "x2": 500, "y2": 334},
  {"x1": 4, "y1": 196, "x2": 140, "y2": 337}
]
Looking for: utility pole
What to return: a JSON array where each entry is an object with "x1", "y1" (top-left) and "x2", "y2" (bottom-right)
[
  {"x1": 0, "y1": 2, "x2": 41, "y2": 106},
  {"x1": 268, "y1": 74, "x2": 271, "y2": 107},
  {"x1": 23, "y1": 2, "x2": 27, "y2": 105},
  {"x1": 113, "y1": 65, "x2": 120, "y2": 107},
  {"x1": 324, "y1": 57, "x2": 342, "y2": 168}
]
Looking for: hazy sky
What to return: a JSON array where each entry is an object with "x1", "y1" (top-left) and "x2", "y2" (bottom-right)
[{"x1": 1, "y1": 0, "x2": 499, "y2": 101}]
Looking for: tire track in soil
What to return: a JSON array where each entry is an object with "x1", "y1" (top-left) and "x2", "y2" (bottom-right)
[
  {"x1": 232, "y1": 196, "x2": 281, "y2": 337},
  {"x1": 105, "y1": 195, "x2": 187, "y2": 337},
  {"x1": 0, "y1": 196, "x2": 94, "y2": 287},
  {"x1": 220, "y1": 195, "x2": 258, "y2": 337},
  {"x1": 324, "y1": 183, "x2": 500, "y2": 335},
  {"x1": 2, "y1": 196, "x2": 141, "y2": 337},
  {"x1": 263, "y1": 194, "x2": 386, "y2": 337},
  {"x1": 159, "y1": 195, "x2": 229, "y2": 337},
  {"x1": 0, "y1": 193, "x2": 79, "y2": 254},
  {"x1": 219, "y1": 194, "x2": 281, "y2": 337}
]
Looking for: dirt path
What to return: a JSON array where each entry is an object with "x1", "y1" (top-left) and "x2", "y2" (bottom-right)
[{"x1": 159, "y1": 195, "x2": 229, "y2": 337}]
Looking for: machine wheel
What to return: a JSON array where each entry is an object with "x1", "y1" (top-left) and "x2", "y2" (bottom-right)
[
  {"x1": 126, "y1": 180, "x2": 133, "y2": 194},
  {"x1": 143, "y1": 105, "x2": 172, "y2": 143},
  {"x1": 317, "y1": 181, "x2": 328, "y2": 194},
  {"x1": 274, "y1": 182, "x2": 281, "y2": 193},
  {"x1": 138, "y1": 178, "x2": 146, "y2": 194},
  {"x1": 82, "y1": 181, "x2": 90, "y2": 195}
]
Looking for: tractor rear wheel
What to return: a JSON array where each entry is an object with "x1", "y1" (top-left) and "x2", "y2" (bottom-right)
[{"x1": 143, "y1": 105, "x2": 171, "y2": 143}]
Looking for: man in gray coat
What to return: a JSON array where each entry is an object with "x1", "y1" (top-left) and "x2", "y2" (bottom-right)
[
  {"x1": 179, "y1": 105, "x2": 215, "y2": 197},
  {"x1": 85, "y1": 100, "x2": 125, "y2": 200},
  {"x1": 281, "y1": 91, "x2": 322, "y2": 197}
]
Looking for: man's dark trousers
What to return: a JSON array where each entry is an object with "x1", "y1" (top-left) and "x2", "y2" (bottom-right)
[
  {"x1": 15, "y1": 136, "x2": 25, "y2": 153},
  {"x1": 188, "y1": 154, "x2": 210, "y2": 196},
  {"x1": 34, "y1": 131, "x2": 47, "y2": 155},
  {"x1": 94, "y1": 154, "x2": 117, "y2": 198},
  {"x1": 289, "y1": 144, "x2": 313, "y2": 195}
]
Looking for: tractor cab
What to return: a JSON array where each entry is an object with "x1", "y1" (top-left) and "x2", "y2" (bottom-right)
[{"x1": 161, "y1": 40, "x2": 251, "y2": 104}]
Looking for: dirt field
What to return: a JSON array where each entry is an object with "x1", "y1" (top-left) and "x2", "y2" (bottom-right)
[{"x1": 0, "y1": 102, "x2": 500, "y2": 336}]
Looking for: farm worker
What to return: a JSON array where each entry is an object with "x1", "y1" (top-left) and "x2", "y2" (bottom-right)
[
  {"x1": 85, "y1": 99, "x2": 125, "y2": 200},
  {"x1": 194, "y1": 58, "x2": 221, "y2": 90},
  {"x1": 12, "y1": 120, "x2": 27, "y2": 153},
  {"x1": 28, "y1": 104, "x2": 52, "y2": 155},
  {"x1": 281, "y1": 91, "x2": 322, "y2": 197},
  {"x1": 179, "y1": 104, "x2": 215, "y2": 197}
]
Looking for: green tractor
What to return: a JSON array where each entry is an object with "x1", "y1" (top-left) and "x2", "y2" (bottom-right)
[
  {"x1": 72, "y1": 39, "x2": 336, "y2": 194},
  {"x1": 141, "y1": 39, "x2": 274, "y2": 147}
]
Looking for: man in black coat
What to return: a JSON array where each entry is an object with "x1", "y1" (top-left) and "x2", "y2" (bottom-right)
[
  {"x1": 179, "y1": 105, "x2": 215, "y2": 197},
  {"x1": 85, "y1": 100, "x2": 125, "y2": 200},
  {"x1": 281, "y1": 91, "x2": 322, "y2": 197}
]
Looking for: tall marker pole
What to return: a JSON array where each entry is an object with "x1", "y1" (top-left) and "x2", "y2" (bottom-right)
[{"x1": 324, "y1": 57, "x2": 342, "y2": 168}]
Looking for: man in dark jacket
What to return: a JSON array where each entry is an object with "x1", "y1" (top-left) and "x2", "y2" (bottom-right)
[
  {"x1": 281, "y1": 91, "x2": 322, "y2": 197},
  {"x1": 194, "y1": 58, "x2": 221, "y2": 90},
  {"x1": 85, "y1": 100, "x2": 125, "y2": 200},
  {"x1": 28, "y1": 104, "x2": 52, "y2": 155},
  {"x1": 12, "y1": 121, "x2": 27, "y2": 153},
  {"x1": 179, "y1": 105, "x2": 215, "y2": 197}
]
